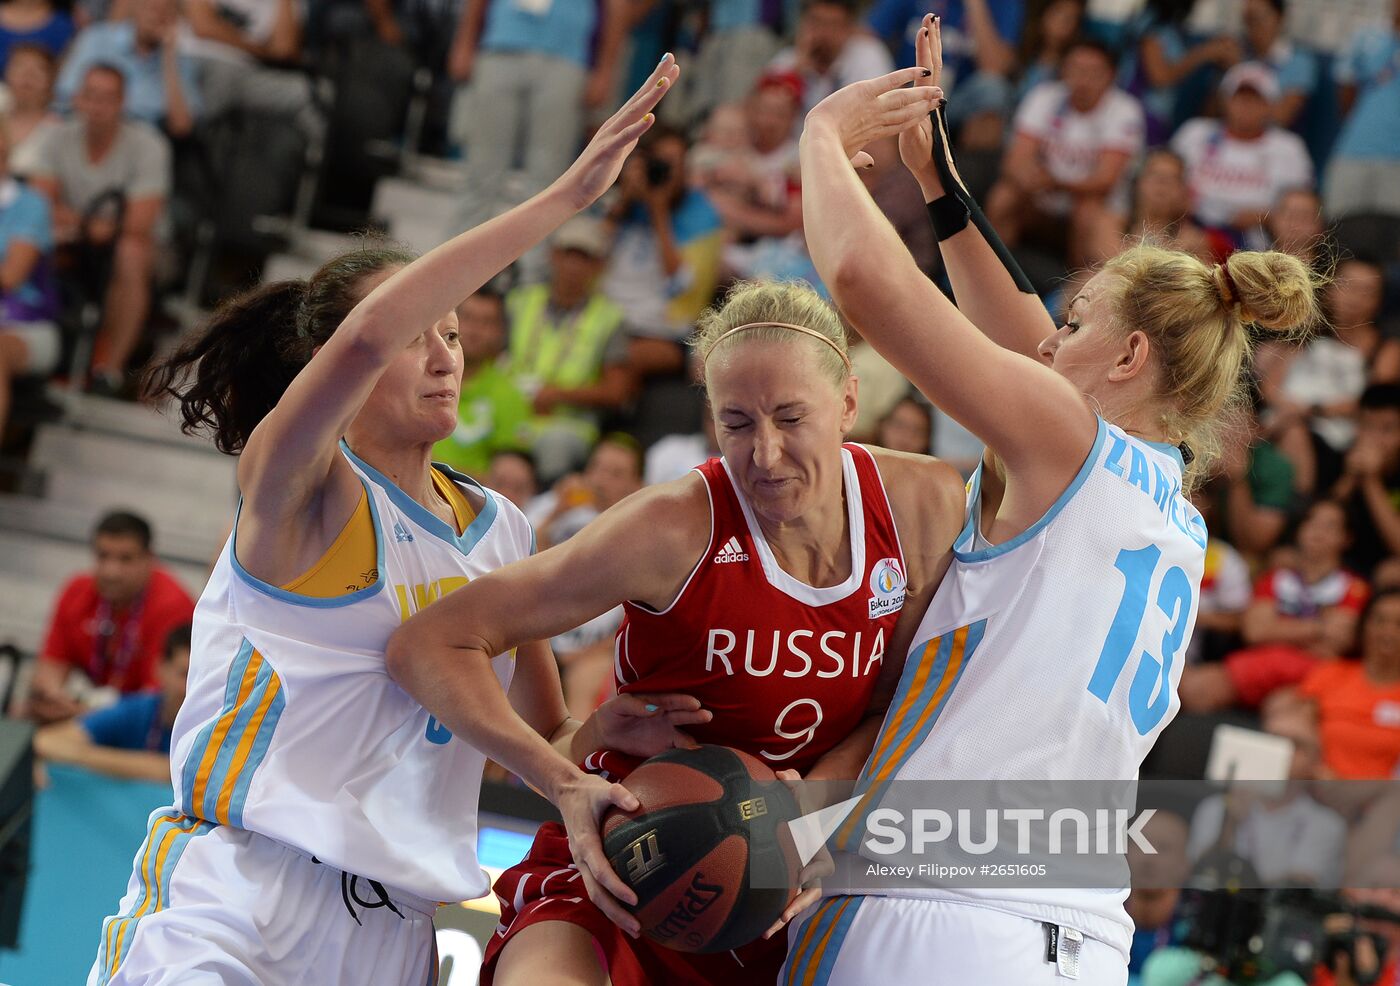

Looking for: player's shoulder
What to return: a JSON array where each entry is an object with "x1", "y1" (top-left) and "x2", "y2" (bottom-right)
[
  {"x1": 862, "y1": 447, "x2": 967, "y2": 532},
  {"x1": 588, "y1": 471, "x2": 713, "y2": 552}
]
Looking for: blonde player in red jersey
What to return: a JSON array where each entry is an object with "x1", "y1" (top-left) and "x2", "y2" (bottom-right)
[{"x1": 388, "y1": 278, "x2": 968, "y2": 986}]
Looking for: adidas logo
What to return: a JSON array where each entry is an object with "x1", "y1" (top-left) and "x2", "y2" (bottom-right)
[
  {"x1": 713, "y1": 536, "x2": 749, "y2": 564},
  {"x1": 394, "y1": 521, "x2": 415, "y2": 543}
]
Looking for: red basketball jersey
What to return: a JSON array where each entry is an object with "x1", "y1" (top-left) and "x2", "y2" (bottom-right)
[{"x1": 609, "y1": 444, "x2": 908, "y2": 778}]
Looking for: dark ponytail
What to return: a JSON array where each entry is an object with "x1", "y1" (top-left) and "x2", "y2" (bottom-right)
[{"x1": 146, "y1": 244, "x2": 418, "y2": 454}]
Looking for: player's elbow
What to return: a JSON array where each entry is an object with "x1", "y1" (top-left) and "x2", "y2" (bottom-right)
[{"x1": 384, "y1": 620, "x2": 428, "y2": 687}]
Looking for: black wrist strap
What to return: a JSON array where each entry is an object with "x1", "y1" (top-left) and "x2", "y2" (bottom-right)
[
  {"x1": 928, "y1": 101, "x2": 1037, "y2": 296},
  {"x1": 927, "y1": 194, "x2": 970, "y2": 240}
]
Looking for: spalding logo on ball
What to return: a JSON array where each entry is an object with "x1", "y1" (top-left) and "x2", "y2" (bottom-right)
[{"x1": 600, "y1": 745, "x2": 802, "y2": 953}]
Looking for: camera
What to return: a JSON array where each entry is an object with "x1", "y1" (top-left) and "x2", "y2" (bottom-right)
[
  {"x1": 645, "y1": 158, "x2": 673, "y2": 188},
  {"x1": 1172, "y1": 850, "x2": 1397, "y2": 984}
]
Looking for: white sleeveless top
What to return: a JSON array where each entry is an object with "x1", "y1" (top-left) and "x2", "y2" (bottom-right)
[
  {"x1": 168, "y1": 442, "x2": 533, "y2": 903},
  {"x1": 842, "y1": 418, "x2": 1206, "y2": 959}
]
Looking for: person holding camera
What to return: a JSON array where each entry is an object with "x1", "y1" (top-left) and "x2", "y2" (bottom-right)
[{"x1": 601, "y1": 122, "x2": 723, "y2": 378}]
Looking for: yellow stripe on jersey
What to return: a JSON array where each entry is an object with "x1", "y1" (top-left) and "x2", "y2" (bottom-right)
[
  {"x1": 280, "y1": 468, "x2": 476, "y2": 599},
  {"x1": 188, "y1": 648, "x2": 264, "y2": 813},
  {"x1": 833, "y1": 621, "x2": 986, "y2": 849},
  {"x1": 99, "y1": 811, "x2": 215, "y2": 984}
]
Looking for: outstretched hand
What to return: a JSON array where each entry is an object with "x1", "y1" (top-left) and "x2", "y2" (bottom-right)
[
  {"x1": 898, "y1": 14, "x2": 949, "y2": 197},
  {"x1": 803, "y1": 66, "x2": 943, "y2": 164},
  {"x1": 556, "y1": 53, "x2": 681, "y2": 211},
  {"x1": 556, "y1": 772, "x2": 643, "y2": 937}
]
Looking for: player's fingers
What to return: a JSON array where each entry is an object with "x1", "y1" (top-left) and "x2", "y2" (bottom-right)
[
  {"x1": 877, "y1": 84, "x2": 944, "y2": 115},
  {"x1": 577, "y1": 859, "x2": 641, "y2": 936},
  {"x1": 582, "y1": 841, "x2": 639, "y2": 911},
  {"x1": 864, "y1": 66, "x2": 933, "y2": 96},
  {"x1": 630, "y1": 692, "x2": 704, "y2": 712},
  {"x1": 616, "y1": 56, "x2": 679, "y2": 125},
  {"x1": 610, "y1": 112, "x2": 657, "y2": 151},
  {"x1": 915, "y1": 15, "x2": 936, "y2": 80},
  {"x1": 850, "y1": 151, "x2": 875, "y2": 170},
  {"x1": 662, "y1": 708, "x2": 713, "y2": 728},
  {"x1": 669, "y1": 727, "x2": 700, "y2": 750},
  {"x1": 607, "y1": 780, "x2": 640, "y2": 813},
  {"x1": 763, "y1": 886, "x2": 820, "y2": 939}
]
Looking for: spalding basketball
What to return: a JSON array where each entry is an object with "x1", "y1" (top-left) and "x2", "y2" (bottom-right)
[{"x1": 600, "y1": 745, "x2": 802, "y2": 954}]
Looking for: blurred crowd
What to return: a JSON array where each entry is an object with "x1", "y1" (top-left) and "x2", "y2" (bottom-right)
[{"x1": 4, "y1": 0, "x2": 1400, "y2": 981}]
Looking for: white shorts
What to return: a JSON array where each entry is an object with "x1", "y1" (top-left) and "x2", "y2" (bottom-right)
[
  {"x1": 780, "y1": 895, "x2": 1128, "y2": 986},
  {"x1": 88, "y1": 808, "x2": 440, "y2": 986}
]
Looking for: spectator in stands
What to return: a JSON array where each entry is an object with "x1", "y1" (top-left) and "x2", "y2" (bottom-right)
[
  {"x1": 1014, "y1": 0, "x2": 1082, "y2": 100},
  {"x1": 1125, "y1": 808, "x2": 1189, "y2": 984},
  {"x1": 508, "y1": 216, "x2": 633, "y2": 483},
  {"x1": 875, "y1": 394, "x2": 932, "y2": 455},
  {"x1": 1120, "y1": 0, "x2": 1240, "y2": 143},
  {"x1": 530, "y1": 432, "x2": 644, "y2": 550},
  {"x1": 1187, "y1": 700, "x2": 1346, "y2": 887},
  {"x1": 1180, "y1": 500, "x2": 1368, "y2": 714},
  {"x1": 430, "y1": 286, "x2": 530, "y2": 478},
  {"x1": 484, "y1": 448, "x2": 539, "y2": 511},
  {"x1": 1171, "y1": 62, "x2": 1312, "y2": 253},
  {"x1": 1334, "y1": 384, "x2": 1400, "y2": 578},
  {"x1": 183, "y1": 0, "x2": 324, "y2": 151},
  {"x1": 688, "y1": 0, "x2": 783, "y2": 127},
  {"x1": 645, "y1": 413, "x2": 719, "y2": 487},
  {"x1": 986, "y1": 38, "x2": 1145, "y2": 271},
  {"x1": 1241, "y1": 0, "x2": 1317, "y2": 130},
  {"x1": 0, "y1": 113, "x2": 57, "y2": 440},
  {"x1": 1207, "y1": 407, "x2": 1295, "y2": 557},
  {"x1": 0, "y1": 0, "x2": 73, "y2": 72},
  {"x1": 55, "y1": 0, "x2": 200, "y2": 138},
  {"x1": 867, "y1": 0, "x2": 1021, "y2": 148},
  {"x1": 21, "y1": 511, "x2": 195, "y2": 725},
  {"x1": 1294, "y1": 588, "x2": 1400, "y2": 780},
  {"x1": 448, "y1": 0, "x2": 626, "y2": 237},
  {"x1": 1263, "y1": 259, "x2": 1397, "y2": 495},
  {"x1": 32, "y1": 622, "x2": 190, "y2": 784},
  {"x1": 770, "y1": 0, "x2": 893, "y2": 121},
  {"x1": 30, "y1": 64, "x2": 170, "y2": 394},
  {"x1": 1187, "y1": 474, "x2": 1254, "y2": 663},
  {"x1": 1325, "y1": 0, "x2": 1400, "y2": 219},
  {"x1": 703, "y1": 73, "x2": 802, "y2": 245},
  {"x1": 1267, "y1": 186, "x2": 1327, "y2": 270},
  {"x1": 0, "y1": 42, "x2": 57, "y2": 176},
  {"x1": 602, "y1": 123, "x2": 723, "y2": 376},
  {"x1": 1085, "y1": 148, "x2": 1210, "y2": 270},
  {"x1": 860, "y1": 134, "x2": 938, "y2": 276}
]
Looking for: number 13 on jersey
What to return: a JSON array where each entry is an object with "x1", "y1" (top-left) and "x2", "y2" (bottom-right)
[{"x1": 1086, "y1": 544, "x2": 1195, "y2": 735}]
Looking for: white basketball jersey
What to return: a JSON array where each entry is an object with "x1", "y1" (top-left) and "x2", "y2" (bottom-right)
[
  {"x1": 168, "y1": 443, "x2": 533, "y2": 903},
  {"x1": 846, "y1": 418, "x2": 1205, "y2": 958}
]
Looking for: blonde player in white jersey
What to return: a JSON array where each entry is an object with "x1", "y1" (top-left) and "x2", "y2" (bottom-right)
[
  {"x1": 785, "y1": 19, "x2": 1323, "y2": 986},
  {"x1": 86, "y1": 58, "x2": 706, "y2": 986}
]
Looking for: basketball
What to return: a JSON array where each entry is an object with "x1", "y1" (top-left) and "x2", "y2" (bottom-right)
[{"x1": 600, "y1": 745, "x2": 802, "y2": 954}]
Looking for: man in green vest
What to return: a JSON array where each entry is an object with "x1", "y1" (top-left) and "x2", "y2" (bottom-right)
[
  {"x1": 506, "y1": 215, "x2": 635, "y2": 481},
  {"x1": 432, "y1": 287, "x2": 532, "y2": 476}
]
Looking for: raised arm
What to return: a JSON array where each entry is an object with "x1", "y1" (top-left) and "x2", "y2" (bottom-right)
[
  {"x1": 799, "y1": 71, "x2": 1096, "y2": 507},
  {"x1": 899, "y1": 15, "x2": 1054, "y2": 360},
  {"x1": 236, "y1": 59, "x2": 680, "y2": 524}
]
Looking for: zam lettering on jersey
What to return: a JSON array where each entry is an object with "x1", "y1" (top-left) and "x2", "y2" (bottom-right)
[{"x1": 1099, "y1": 432, "x2": 1207, "y2": 549}]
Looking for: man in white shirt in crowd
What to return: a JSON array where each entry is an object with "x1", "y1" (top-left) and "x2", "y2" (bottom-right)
[
  {"x1": 1172, "y1": 62, "x2": 1313, "y2": 250},
  {"x1": 986, "y1": 37, "x2": 1145, "y2": 270},
  {"x1": 768, "y1": 0, "x2": 894, "y2": 124}
]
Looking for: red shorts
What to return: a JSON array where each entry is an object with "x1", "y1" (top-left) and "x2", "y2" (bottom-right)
[
  {"x1": 1224, "y1": 644, "x2": 1319, "y2": 707},
  {"x1": 479, "y1": 822, "x2": 786, "y2": 986}
]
